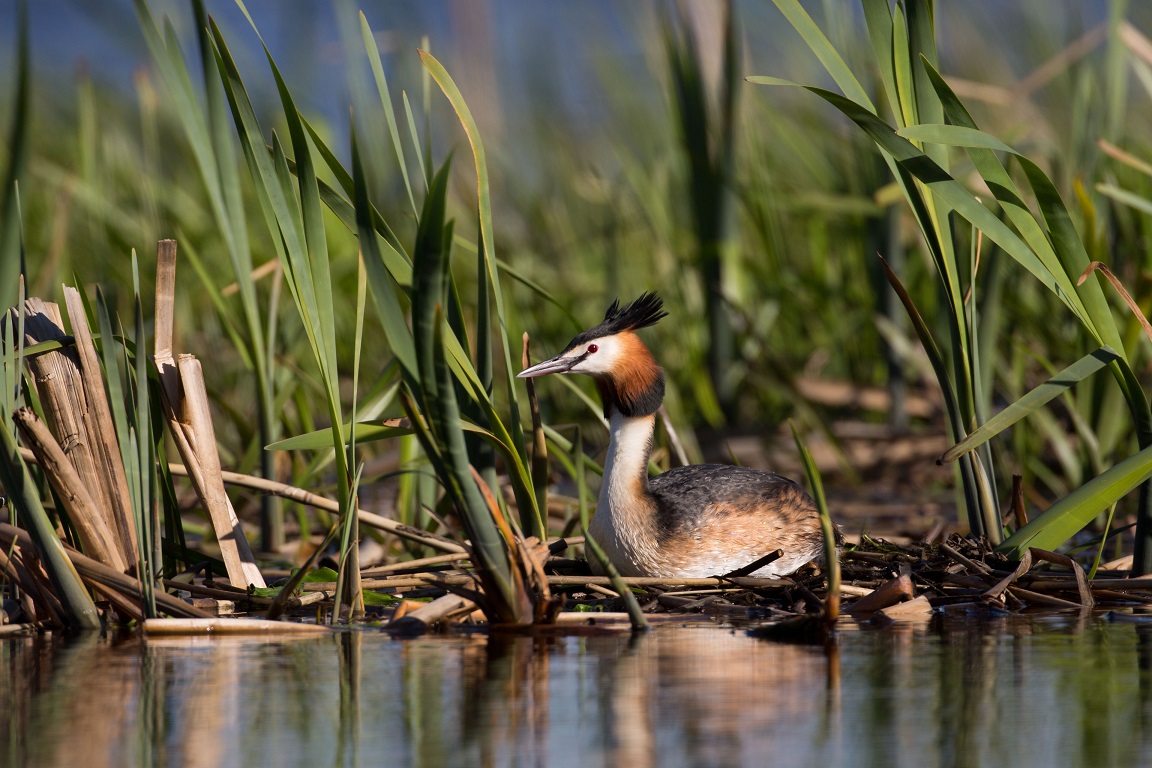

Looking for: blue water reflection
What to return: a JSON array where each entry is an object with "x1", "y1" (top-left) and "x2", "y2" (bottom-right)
[{"x1": 2, "y1": 614, "x2": 1151, "y2": 767}]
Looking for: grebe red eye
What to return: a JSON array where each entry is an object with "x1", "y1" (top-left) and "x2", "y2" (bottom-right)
[{"x1": 588, "y1": 344, "x2": 598, "y2": 353}]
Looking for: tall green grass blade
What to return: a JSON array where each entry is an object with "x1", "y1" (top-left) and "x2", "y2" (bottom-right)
[
  {"x1": 896, "y1": 124, "x2": 1016, "y2": 152},
  {"x1": 917, "y1": 65, "x2": 1128, "y2": 355},
  {"x1": 0, "y1": 0, "x2": 29, "y2": 311},
  {"x1": 131, "y1": 252, "x2": 158, "y2": 617},
  {"x1": 299, "y1": 116, "x2": 410, "y2": 275},
  {"x1": 879, "y1": 254, "x2": 992, "y2": 537},
  {"x1": 350, "y1": 127, "x2": 417, "y2": 377},
  {"x1": 1098, "y1": 183, "x2": 1152, "y2": 216},
  {"x1": 360, "y1": 11, "x2": 417, "y2": 218},
  {"x1": 942, "y1": 347, "x2": 1121, "y2": 464},
  {"x1": 136, "y1": 0, "x2": 285, "y2": 552},
  {"x1": 402, "y1": 91, "x2": 428, "y2": 192},
  {"x1": 790, "y1": 421, "x2": 839, "y2": 621},
  {"x1": 408, "y1": 158, "x2": 525, "y2": 622},
  {"x1": 861, "y1": 0, "x2": 897, "y2": 114},
  {"x1": 1000, "y1": 442, "x2": 1152, "y2": 557},
  {"x1": 769, "y1": 0, "x2": 874, "y2": 110},
  {"x1": 419, "y1": 50, "x2": 530, "y2": 469}
]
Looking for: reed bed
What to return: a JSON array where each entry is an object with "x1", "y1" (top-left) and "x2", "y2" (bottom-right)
[{"x1": 6, "y1": 1, "x2": 1152, "y2": 636}]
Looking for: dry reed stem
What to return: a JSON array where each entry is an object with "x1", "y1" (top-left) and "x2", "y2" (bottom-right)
[
  {"x1": 150, "y1": 241, "x2": 263, "y2": 588},
  {"x1": 201, "y1": 468, "x2": 465, "y2": 554},
  {"x1": 154, "y1": 240, "x2": 177, "y2": 358},
  {"x1": 0, "y1": 541, "x2": 58, "y2": 626},
  {"x1": 17, "y1": 298, "x2": 135, "y2": 568},
  {"x1": 175, "y1": 355, "x2": 265, "y2": 588},
  {"x1": 142, "y1": 617, "x2": 332, "y2": 635},
  {"x1": 155, "y1": 353, "x2": 265, "y2": 589},
  {"x1": 62, "y1": 286, "x2": 138, "y2": 560},
  {"x1": 361, "y1": 552, "x2": 471, "y2": 575},
  {"x1": 984, "y1": 550, "x2": 1033, "y2": 602},
  {"x1": 1078, "y1": 261, "x2": 1152, "y2": 346},
  {"x1": 86, "y1": 580, "x2": 145, "y2": 623},
  {"x1": 13, "y1": 408, "x2": 127, "y2": 572}
]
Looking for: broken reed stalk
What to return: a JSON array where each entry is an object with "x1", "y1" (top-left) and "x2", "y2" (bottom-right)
[
  {"x1": 177, "y1": 356, "x2": 265, "y2": 588},
  {"x1": 62, "y1": 286, "x2": 138, "y2": 560},
  {"x1": 153, "y1": 352, "x2": 265, "y2": 588},
  {"x1": 152, "y1": 243, "x2": 264, "y2": 589},
  {"x1": 16, "y1": 298, "x2": 136, "y2": 570},
  {"x1": 13, "y1": 408, "x2": 127, "y2": 572}
]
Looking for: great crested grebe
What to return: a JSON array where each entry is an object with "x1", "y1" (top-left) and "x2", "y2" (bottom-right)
[{"x1": 518, "y1": 292, "x2": 828, "y2": 578}]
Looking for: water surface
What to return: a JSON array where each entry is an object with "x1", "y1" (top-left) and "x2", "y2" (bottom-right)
[{"x1": 3, "y1": 613, "x2": 1151, "y2": 767}]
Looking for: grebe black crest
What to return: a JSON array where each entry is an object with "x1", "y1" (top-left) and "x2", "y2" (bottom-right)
[{"x1": 519, "y1": 293, "x2": 830, "y2": 578}]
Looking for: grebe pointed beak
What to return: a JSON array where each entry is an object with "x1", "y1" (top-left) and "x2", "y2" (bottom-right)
[{"x1": 517, "y1": 354, "x2": 575, "y2": 378}]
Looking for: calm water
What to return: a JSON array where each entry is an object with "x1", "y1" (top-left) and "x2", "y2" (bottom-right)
[{"x1": 3, "y1": 613, "x2": 1152, "y2": 768}]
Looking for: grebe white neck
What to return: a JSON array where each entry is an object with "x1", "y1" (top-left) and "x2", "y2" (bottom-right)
[{"x1": 588, "y1": 410, "x2": 659, "y2": 576}]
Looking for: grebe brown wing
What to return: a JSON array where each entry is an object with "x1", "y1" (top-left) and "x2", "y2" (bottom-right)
[{"x1": 641, "y1": 464, "x2": 830, "y2": 577}]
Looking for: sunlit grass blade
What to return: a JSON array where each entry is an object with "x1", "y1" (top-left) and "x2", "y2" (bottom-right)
[
  {"x1": 300, "y1": 117, "x2": 411, "y2": 277},
  {"x1": 131, "y1": 255, "x2": 158, "y2": 618},
  {"x1": 941, "y1": 347, "x2": 1121, "y2": 464},
  {"x1": 1000, "y1": 443, "x2": 1152, "y2": 557},
  {"x1": 360, "y1": 11, "x2": 417, "y2": 218},
  {"x1": 878, "y1": 254, "x2": 996, "y2": 539},
  {"x1": 790, "y1": 421, "x2": 839, "y2": 623},
  {"x1": 769, "y1": 0, "x2": 874, "y2": 110},
  {"x1": 419, "y1": 50, "x2": 530, "y2": 471},
  {"x1": 350, "y1": 126, "x2": 417, "y2": 377}
]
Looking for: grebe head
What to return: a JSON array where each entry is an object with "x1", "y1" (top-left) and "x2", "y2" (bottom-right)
[{"x1": 519, "y1": 292, "x2": 668, "y2": 417}]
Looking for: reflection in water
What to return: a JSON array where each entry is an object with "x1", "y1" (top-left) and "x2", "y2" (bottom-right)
[{"x1": 2, "y1": 615, "x2": 1151, "y2": 767}]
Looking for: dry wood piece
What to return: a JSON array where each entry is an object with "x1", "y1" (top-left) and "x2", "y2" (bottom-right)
[
  {"x1": 846, "y1": 571, "x2": 914, "y2": 615},
  {"x1": 983, "y1": 548, "x2": 1094, "y2": 608},
  {"x1": 984, "y1": 551, "x2": 1033, "y2": 602},
  {"x1": 876, "y1": 595, "x2": 933, "y2": 620},
  {"x1": 388, "y1": 593, "x2": 478, "y2": 633}
]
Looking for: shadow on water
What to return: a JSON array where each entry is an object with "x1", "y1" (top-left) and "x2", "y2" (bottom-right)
[{"x1": 3, "y1": 614, "x2": 1152, "y2": 767}]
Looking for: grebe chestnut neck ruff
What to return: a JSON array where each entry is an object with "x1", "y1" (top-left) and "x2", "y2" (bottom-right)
[{"x1": 518, "y1": 293, "x2": 830, "y2": 578}]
